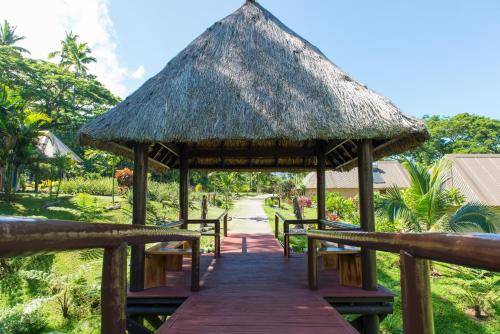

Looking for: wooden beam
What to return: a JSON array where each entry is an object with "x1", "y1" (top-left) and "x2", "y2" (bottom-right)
[
  {"x1": 400, "y1": 251, "x2": 434, "y2": 334},
  {"x1": 101, "y1": 243, "x2": 127, "y2": 334},
  {"x1": 357, "y1": 139, "x2": 379, "y2": 333},
  {"x1": 130, "y1": 143, "x2": 148, "y2": 292},
  {"x1": 186, "y1": 148, "x2": 316, "y2": 158},
  {"x1": 324, "y1": 139, "x2": 349, "y2": 156},
  {"x1": 159, "y1": 143, "x2": 180, "y2": 157},
  {"x1": 179, "y1": 144, "x2": 189, "y2": 228}
]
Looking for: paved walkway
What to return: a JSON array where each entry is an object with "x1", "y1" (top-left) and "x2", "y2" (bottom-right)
[{"x1": 158, "y1": 196, "x2": 357, "y2": 334}]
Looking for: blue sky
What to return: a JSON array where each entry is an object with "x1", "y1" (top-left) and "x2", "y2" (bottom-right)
[
  {"x1": 5, "y1": 1, "x2": 499, "y2": 119},
  {"x1": 108, "y1": 0, "x2": 500, "y2": 119}
]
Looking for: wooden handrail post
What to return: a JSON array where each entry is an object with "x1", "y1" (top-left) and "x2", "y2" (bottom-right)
[
  {"x1": 101, "y1": 243, "x2": 127, "y2": 334},
  {"x1": 400, "y1": 251, "x2": 435, "y2": 334},
  {"x1": 284, "y1": 221, "x2": 290, "y2": 256},
  {"x1": 223, "y1": 213, "x2": 228, "y2": 237},
  {"x1": 215, "y1": 220, "x2": 221, "y2": 257},
  {"x1": 191, "y1": 238, "x2": 201, "y2": 291},
  {"x1": 274, "y1": 214, "x2": 279, "y2": 238},
  {"x1": 307, "y1": 237, "x2": 317, "y2": 290}
]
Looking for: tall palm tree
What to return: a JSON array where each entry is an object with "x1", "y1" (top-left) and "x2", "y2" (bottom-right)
[
  {"x1": 48, "y1": 31, "x2": 96, "y2": 75},
  {"x1": 0, "y1": 86, "x2": 51, "y2": 201},
  {"x1": 0, "y1": 20, "x2": 30, "y2": 54},
  {"x1": 378, "y1": 159, "x2": 496, "y2": 233}
]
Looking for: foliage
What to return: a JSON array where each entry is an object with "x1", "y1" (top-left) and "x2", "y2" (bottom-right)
[
  {"x1": 457, "y1": 269, "x2": 500, "y2": 319},
  {"x1": 0, "y1": 308, "x2": 47, "y2": 334},
  {"x1": 48, "y1": 31, "x2": 96, "y2": 75},
  {"x1": 325, "y1": 192, "x2": 355, "y2": 219},
  {"x1": 407, "y1": 113, "x2": 500, "y2": 165},
  {"x1": 378, "y1": 159, "x2": 497, "y2": 233},
  {"x1": 59, "y1": 177, "x2": 116, "y2": 196},
  {"x1": 0, "y1": 45, "x2": 118, "y2": 140},
  {"x1": 0, "y1": 85, "x2": 51, "y2": 201},
  {"x1": 208, "y1": 172, "x2": 244, "y2": 209},
  {"x1": 115, "y1": 168, "x2": 133, "y2": 191},
  {"x1": 0, "y1": 20, "x2": 29, "y2": 54},
  {"x1": 298, "y1": 196, "x2": 312, "y2": 208}
]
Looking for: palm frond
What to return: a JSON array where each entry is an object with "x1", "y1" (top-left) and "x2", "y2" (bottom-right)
[{"x1": 448, "y1": 203, "x2": 497, "y2": 233}]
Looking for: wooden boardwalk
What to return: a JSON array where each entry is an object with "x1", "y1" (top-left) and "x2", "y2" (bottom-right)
[{"x1": 156, "y1": 233, "x2": 359, "y2": 334}]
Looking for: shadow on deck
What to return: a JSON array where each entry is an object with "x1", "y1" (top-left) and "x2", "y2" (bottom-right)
[{"x1": 128, "y1": 233, "x2": 393, "y2": 334}]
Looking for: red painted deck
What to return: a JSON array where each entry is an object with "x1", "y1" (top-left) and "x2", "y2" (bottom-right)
[{"x1": 130, "y1": 232, "x2": 392, "y2": 334}]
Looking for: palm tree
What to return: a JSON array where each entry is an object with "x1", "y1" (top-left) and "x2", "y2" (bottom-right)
[
  {"x1": 48, "y1": 31, "x2": 96, "y2": 75},
  {"x1": 378, "y1": 159, "x2": 496, "y2": 233},
  {"x1": 0, "y1": 20, "x2": 30, "y2": 54},
  {"x1": 0, "y1": 86, "x2": 51, "y2": 201}
]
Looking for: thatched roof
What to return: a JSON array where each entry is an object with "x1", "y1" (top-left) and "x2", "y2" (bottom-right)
[
  {"x1": 38, "y1": 131, "x2": 83, "y2": 163},
  {"x1": 78, "y1": 0, "x2": 428, "y2": 171}
]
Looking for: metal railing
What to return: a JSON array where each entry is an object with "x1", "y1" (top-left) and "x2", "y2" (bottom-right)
[
  {"x1": 307, "y1": 230, "x2": 500, "y2": 334},
  {"x1": 0, "y1": 217, "x2": 201, "y2": 334}
]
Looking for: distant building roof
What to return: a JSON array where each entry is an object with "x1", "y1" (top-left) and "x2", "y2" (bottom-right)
[
  {"x1": 303, "y1": 160, "x2": 411, "y2": 190},
  {"x1": 444, "y1": 154, "x2": 500, "y2": 206},
  {"x1": 37, "y1": 131, "x2": 83, "y2": 163}
]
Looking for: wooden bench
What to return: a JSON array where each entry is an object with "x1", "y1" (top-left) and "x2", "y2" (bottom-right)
[
  {"x1": 317, "y1": 245, "x2": 362, "y2": 288},
  {"x1": 144, "y1": 241, "x2": 192, "y2": 289}
]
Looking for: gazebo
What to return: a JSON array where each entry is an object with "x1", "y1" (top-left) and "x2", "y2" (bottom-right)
[{"x1": 78, "y1": 1, "x2": 428, "y2": 331}]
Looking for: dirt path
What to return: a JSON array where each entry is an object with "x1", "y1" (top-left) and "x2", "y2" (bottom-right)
[{"x1": 228, "y1": 195, "x2": 271, "y2": 234}]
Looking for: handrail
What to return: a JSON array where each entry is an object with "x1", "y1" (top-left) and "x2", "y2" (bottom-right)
[
  {"x1": 0, "y1": 217, "x2": 201, "y2": 334},
  {"x1": 319, "y1": 219, "x2": 361, "y2": 231},
  {"x1": 0, "y1": 216, "x2": 199, "y2": 256},
  {"x1": 306, "y1": 230, "x2": 500, "y2": 334},
  {"x1": 274, "y1": 211, "x2": 287, "y2": 222},
  {"x1": 307, "y1": 230, "x2": 500, "y2": 271}
]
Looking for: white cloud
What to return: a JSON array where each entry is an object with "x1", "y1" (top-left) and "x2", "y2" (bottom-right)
[
  {"x1": 130, "y1": 65, "x2": 146, "y2": 80},
  {"x1": 1, "y1": 0, "x2": 143, "y2": 97}
]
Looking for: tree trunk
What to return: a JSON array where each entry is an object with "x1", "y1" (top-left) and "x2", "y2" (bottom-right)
[{"x1": 474, "y1": 304, "x2": 482, "y2": 319}]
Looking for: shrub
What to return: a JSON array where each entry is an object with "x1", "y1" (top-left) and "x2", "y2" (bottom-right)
[
  {"x1": 298, "y1": 196, "x2": 312, "y2": 208},
  {"x1": 59, "y1": 177, "x2": 116, "y2": 196},
  {"x1": 0, "y1": 308, "x2": 47, "y2": 334}
]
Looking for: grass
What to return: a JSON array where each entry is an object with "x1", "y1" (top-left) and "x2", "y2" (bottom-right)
[{"x1": 262, "y1": 201, "x2": 500, "y2": 334}]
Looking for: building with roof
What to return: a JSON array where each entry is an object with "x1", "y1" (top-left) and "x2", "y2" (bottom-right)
[
  {"x1": 444, "y1": 154, "x2": 500, "y2": 206},
  {"x1": 303, "y1": 160, "x2": 411, "y2": 198}
]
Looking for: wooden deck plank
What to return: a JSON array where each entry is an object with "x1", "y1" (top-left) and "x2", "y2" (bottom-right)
[{"x1": 155, "y1": 233, "x2": 359, "y2": 334}]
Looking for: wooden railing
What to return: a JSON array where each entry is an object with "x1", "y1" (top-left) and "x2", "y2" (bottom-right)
[
  {"x1": 0, "y1": 217, "x2": 201, "y2": 334},
  {"x1": 185, "y1": 211, "x2": 228, "y2": 257},
  {"x1": 307, "y1": 230, "x2": 500, "y2": 334}
]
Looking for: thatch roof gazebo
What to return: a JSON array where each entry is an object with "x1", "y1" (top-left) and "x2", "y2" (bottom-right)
[{"x1": 79, "y1": 1, "x2": 427, "y2": 330}]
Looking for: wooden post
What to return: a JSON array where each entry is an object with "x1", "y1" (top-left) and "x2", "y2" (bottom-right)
[
  {"x1": 400, "y1": 251, "x2": 435, "y2": 334},
  {"x1": 284, "y1": 221, "x2": 290, "y2": 257},
  {"x1": 223, "y1": 213, "x2": 228, "y2": 237},
  {"x1": 357, "y1": 139, "x2": 379, "y2": 333},
  {"x1": 274, "y1": 214, "x2": 279, "y2": 238},
  {"x1": 191, "y1": 238, "x2": 200, "y2": 291},
  {"x1": 317, "y1": 147, "x2": 326, "y2": 229},
  {"x1": 215, "y1": 220, "x2": 221, "y2": 257},
  {"x1": 34, "y1": 162, "x2": 39, "y2": 193},
  {"x1": 307, "y1": 237, "x2": 318, "y2": 290},
  {"x1": 130, "y1": 143, "x2": 148, "y2": 292},
  {"x1": 101, "y1": 243, "x2": 127, "y2": 334},
  {"x1": 179, "y1": 145, "x2": 189, "y2": 229}
]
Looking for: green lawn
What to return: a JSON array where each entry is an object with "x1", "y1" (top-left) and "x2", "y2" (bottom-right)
[{"x1": 262, "y1": 201, "x2": 500, "y2": 334}]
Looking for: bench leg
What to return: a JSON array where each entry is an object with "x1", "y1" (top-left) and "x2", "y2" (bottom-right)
[
  {"x1": 191, "y1": 239, "x2": 200, "y2": 292},
  {"x1": 308, "y1": 238, "x2": 318, "y2": 290}
]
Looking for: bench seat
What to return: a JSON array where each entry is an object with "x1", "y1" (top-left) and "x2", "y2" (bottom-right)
[
  {"x1": 316, "y1": 245, "x2": 362, "y2": 288},
  {"x1": 145, "y1": 241, "x2": 191, "y2": 289}
]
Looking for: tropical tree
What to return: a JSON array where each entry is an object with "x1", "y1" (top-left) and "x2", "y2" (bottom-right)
[
  {"x1": 0, "y1": 20, "x2": 29, "y2": 54},
  {"x1": 48, "y1": 31, "x2": 96, "y2": 75},
  {"x1": 378, "y1": 159, "x2": 496, "y2": 233},
  {"x1": 0, "y1": 86, "x2": 51, "y2": 201},
  {"x1": 208, "y1": 172, "x2": 244, "y2": 210}
]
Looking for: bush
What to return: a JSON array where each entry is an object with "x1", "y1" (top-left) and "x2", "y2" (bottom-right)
[
  {"x1": 0, "y1": 308, "x2": 47, "y2": 334},
  {"x1": 59, "y1": 177, "x2": 117, "y2": 196},
  {"x1": 298, "y1": 196, "x2": 312, "y2": 208}
]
